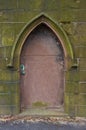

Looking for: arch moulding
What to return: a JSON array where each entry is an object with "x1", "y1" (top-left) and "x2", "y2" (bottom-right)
[{"x1": 8, "y1": 13, "x2": 74, "y2": 69}]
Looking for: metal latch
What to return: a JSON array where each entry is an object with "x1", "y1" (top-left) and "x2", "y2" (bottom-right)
[{"x1": 20, "y1": 64, "x2": 25, "y2": 75}]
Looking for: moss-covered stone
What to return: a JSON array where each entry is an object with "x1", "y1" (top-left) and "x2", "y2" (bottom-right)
[
  {"x1": 74, "y1": 46, "x2": 86, "y2": 58},
  {"x1": 0, "y1": 0, "x2": 85, "y2": 116},
  {"x1": 64, "y1": 93, "x2": 69, "y2": 113},
  {"x1": 79, "y1": 71, "x2": 86, "y2": 81},
  {"x1": 79, "y1": 83, "x2": 86, "y2": 93},
  {"x1": 0, "y1": 12, "x2": 17, "y2": 22},
  {"x1": 43, "y1": 0, "x2": 60, "y2": 11},
  {"x1": 0, "y1": 47, "x2": 12, "y2": 63},
  {"x1": 0, "y1": 70, "x2": 19, "y2": 81},
  {"x1": 18, "y1": 0, "x2": 43, "y2": 11},
  {"x1": 75, "y1": 9, "x2": 86, "y2": 21},
  {"x1": 69, "y1": 23, "x2": 86, "y2": 46},
  {"x1": 78, "y1": 94, "x2": 86, "y2": 105},
  {"x1": 32, "y1": 101, "x2": 48, "y2": 107},
  {"x1": 79, "y1": 58, "x2": 86, "y2": 69},
  {"x1": 61, "y1": 23, "x2": 75, "y2": 35},
  {"x1": 16, "y1": 11, "x2": 40, "y2": 23},
  {"x1": 65, "y1": 70, "x2": 79, "y2": 82},
  {"x1": 60, "y1": 0, "x2": 86, "y2": 21},
  {"x1": 65, "y1": 81, "x2": 78, "y2": 93},
  {"x1": 61, "y1": 0, "x2": 85, "y2": 9},
  {"x1": 0, "y1": 0, "x2": 17, "y2": 10},
  {"x1": 0, "y1": 94, "x2": 10, "y2": 105},
  {"x1": 77, "y1": 106, "x2": 86, "y2": 117},
  {"x1": 64, "y1": 93, "x2": 78, "y2": 117},
  {"x1": 2, "y1": 24, "x2": 15, "y2": 46},
  {"x1": 0, "y1": 82, "x2": 19, "y2": 93},
  {"x1": 45, "y1": 11, "x2": 60, "y2": 22},
  {"x1": 10, "y1": 93, "x2": 20, "y2": 105},
  {"x1": 0, "y1": 106, "x2": 11, "y2": 115},
  {"x1": 0, "y1": 58, "x2": 7, "y2": 69}
]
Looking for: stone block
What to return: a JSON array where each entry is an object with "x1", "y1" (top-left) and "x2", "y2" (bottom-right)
[
  {"x1": 10, "y1": 93, "x2": 20, "y2": 105},
  {"x1": 0, "y1": 82, "x2": 19, "y2": 93},
  {"x1": 2, "y1": 24, "x2": 15, "y2": 46},
  {"x1": 0, "y1": 93, "x2": 10, "y2": 105},
  {"x1": 78, "y1": 94, "x2": 86, "y2": 105},
  {"x1": 64, "y1": 93, "x2": 78, "y2": 116},
  {"x1": 16, "y1": 11, "x2": 39, "y2": 23},
  {"x1": 65, "y1": 81, "x2": 78, "y2": 93},
  {"x1": 79, "y1": 83, "x2": 86, "y2": 93},
  {"x1": 0, "y1": 70, "x2": 19, "y2": 81},
  {"x1": 77, "y1": 106, "x2": 86, "y2": 117},
  {"x1": 43, "y1": 0, "x2": 60, "y2": 11},
  {"x1": 64, "y1": 93, "x2": 69, "y2": 113},
  {"x1": 18, "y1": 0, "x2": 42, "y2": 11},
  {"x1": 75, "y1": 46, "x2": 86, "y2": 58},
  {"x1": 0, "y1": 0, "x2": 17, "y2": 10},
  {"x1": 79, "y1": 58, "x2": 86, "y2": 69},
  {"x1": 65, "y1": 70, "x2": 79, "y2": 82},
  {"x1": 0, "y1": 58, "x2": 6, "y2": 68},
  {"x1": 46, "y1": 11, "x2": 61, "y2": 21},
  {"x1": 0, "y1": 105, "x2": 12, "y2": 115},
  {"x1": 0, "y1": 12, "x2": 19, "y2": 22},
  {"x1": 79, "y1": 71, "x2": 86, "y2": 81}
]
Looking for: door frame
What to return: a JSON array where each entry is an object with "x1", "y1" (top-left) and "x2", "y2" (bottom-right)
[
  {"x1": 8, "y1": 13, "x2": 74, "y2": 68},
  {"x1": 7, "y1": 13, "x2": 75, "y2": 113}
]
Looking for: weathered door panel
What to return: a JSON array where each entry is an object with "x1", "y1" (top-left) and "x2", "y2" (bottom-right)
[{"x1": 20, "y1": 24, "x2": 64, "y2": 110}]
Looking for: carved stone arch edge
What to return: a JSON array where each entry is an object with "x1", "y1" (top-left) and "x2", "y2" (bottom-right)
[{"x1": 7, "y1": 13, "x2": 74, "y2": 69}]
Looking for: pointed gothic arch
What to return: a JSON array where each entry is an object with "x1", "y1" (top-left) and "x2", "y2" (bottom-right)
[{"x1": 8, "y1": 13, "x2": 74, "y2": 68}]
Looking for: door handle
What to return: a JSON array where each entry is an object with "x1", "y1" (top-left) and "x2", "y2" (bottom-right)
[{"x1": 20, "y1": 64, "x2": 25, "y2": 75}]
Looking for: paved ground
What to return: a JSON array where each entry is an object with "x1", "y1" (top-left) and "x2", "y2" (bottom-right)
[{"x1": 0, "y1": 121, "x2": 86, "y2": 130}]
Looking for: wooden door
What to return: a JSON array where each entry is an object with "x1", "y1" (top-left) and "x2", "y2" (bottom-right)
[{"x1": 20, "y1": 24, "x2": 64, "y2": 110}]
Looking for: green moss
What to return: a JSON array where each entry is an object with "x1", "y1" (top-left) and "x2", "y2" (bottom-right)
[
  {"x1": 0, "y1": 70, "x2": 19, "y2": 81},
  {"x1": 46, "y1": 11, "x2": 60, "y2": 21},
  {"x1": 17, "y1": 12, "x2": 39, "y2": 23},
  {"x1": 70, "y1": 23, "x2": 86, "y2": 46},
  {"x1": 0, "y1": 83, "x2": 19, "y2": 94},
  {"x1": 2, "y1": 24, "x2": 15, "y2": 46},
  {"x1": 64, "y1": 94, "x2": 69, "y2": 113},
  {"x1": 76, "y1": 9, "x2": 86, "y2": 21},
  {"x1": 0, "y1": 106, "x2": 11, "y2": 115},
  {"x1": 32, "y1": 101, "x2": 48, "y2": 107},
  {"x1": 75, "y1": 47, "x2": 86, "y2": 58},
  {"x1": 64, "y1": 92, "x2": 79, "y2": 115},
  {"x1": 0, "y1": 58, "x2": 6, "y2": 69},
  {"x1": 65, "y1": 82, "x2": 78, "y2": 93},
  {"x1": 65, "y1": 71, "x2": 79, "y2": 82},
  {"x1": 77, "y1": 106, "x2": 86, "y2": 117},
  {"x1": 79, "y1": 83, "x2": 86, "y2": 93},
  {"x1": 0, "y1": 12, "x2": 18, "y2": 22},
  {"x1": 44, "y1": 0, "x2": 60, "y2": 10},
  {"x1": 78, "y1": 94, "x2": 86, "y2": 105},
  {"x1": 61, "y1": 23, "x2": 74, "y2": 35},
  {"x1": 0, "y1": 85, "x2": 4, "y2": 92},
  {"x1": 61, "y1": 0, "x2": 79, "y2": 8},
  {"x1": 0, "y1": 0, "x2": 17, "y2": 10},
  {"x1": 79, "y1": 58, "x2": 86, "y2": 69},
  {"x1": 10, "y1": 93, "x2": 20, "y2": 105},
  {"x1": 0, "y1": 94, "x2": 10, "y2": 105},
  {"x1": 79, "y1": 71, "x2": 86, "y2": 81},
  {"x1": 18, "y1": 0, "x2": 42, "y2": 10},
  {"x1": 0, "y1": 47, "x2": 12, "y2": 64}
]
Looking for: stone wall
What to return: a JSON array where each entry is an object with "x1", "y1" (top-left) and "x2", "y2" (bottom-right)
[{"x1": 0, "y1": 0, "x2": 86, "y2": 116}]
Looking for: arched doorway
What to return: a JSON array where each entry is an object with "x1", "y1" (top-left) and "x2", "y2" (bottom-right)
[{"x1": 20, "y1": 23, "x2": 65, "y2": 111}]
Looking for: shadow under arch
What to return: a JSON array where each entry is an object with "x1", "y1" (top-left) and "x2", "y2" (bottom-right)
[{"x1": 8, "y1": 13, "x2": 74, "y2": 68}]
